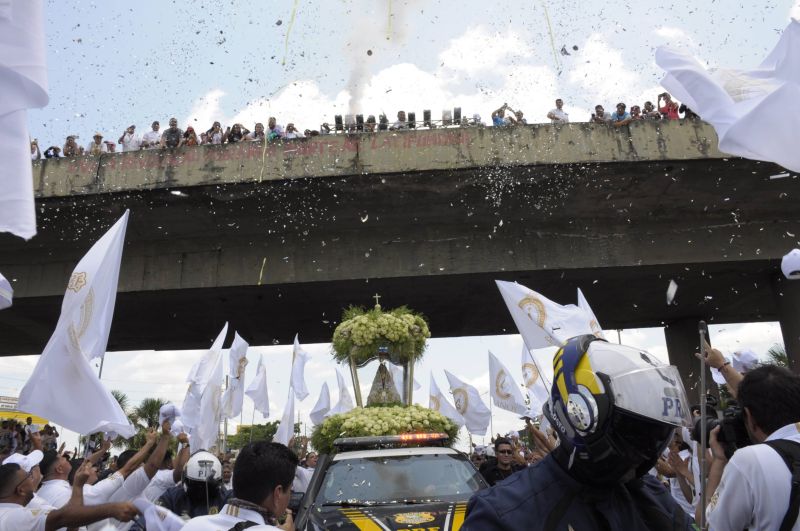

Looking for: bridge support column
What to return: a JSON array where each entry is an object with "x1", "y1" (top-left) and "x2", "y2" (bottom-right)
[
  {"x1": 664, "y1": 318, "x2": 713, "y2": 405},
  {"x1": 772, "y1": 274, "x2": 800, "y2": 372}
]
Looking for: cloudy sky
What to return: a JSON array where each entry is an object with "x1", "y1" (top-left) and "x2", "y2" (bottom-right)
[{"x1": 7, "y1": 0, "x2": 798, "y2": 451}]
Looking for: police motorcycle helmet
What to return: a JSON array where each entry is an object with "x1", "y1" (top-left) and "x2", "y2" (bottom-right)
[
  {"x1": 183, "y1": 451, "x2": 223, "y2": 496},
  {"x1": 543, "y1": 334, "x2": 691, "y2": 483}
]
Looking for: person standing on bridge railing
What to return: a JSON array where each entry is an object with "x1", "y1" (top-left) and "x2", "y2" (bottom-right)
[
  {"x1": 86, "y1": 132, "x2": 108, "y2": 156},
  {"x1": 547, "y1": 98, "x2": 569, "y2": 123},
  {"x1": 118, "y1": 125, "x2": 140, "y2": 152},
  {"x1": 141, "y1": 121, "x2": 161, "y2": 149},
  {"x1": 160, "y1": 118, "x2": 184, "y2": 149}
]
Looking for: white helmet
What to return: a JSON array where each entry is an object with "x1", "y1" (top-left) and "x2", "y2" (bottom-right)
[{"x1": 184, "y1": 451, "x2": 222, "y2": 483}]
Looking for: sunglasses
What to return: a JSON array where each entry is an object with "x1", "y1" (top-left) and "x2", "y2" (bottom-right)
[{"x1": 497, "y1": 450, "x2": 514, "y2": 455}]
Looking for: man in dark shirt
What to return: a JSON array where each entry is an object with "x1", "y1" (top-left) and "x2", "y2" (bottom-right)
[
  {"x1": 160, "y1": 117, "x2": 184, "y2": 149},
  {"x1": 479, "y1": 438, "x2": 525, "y2": 486}
]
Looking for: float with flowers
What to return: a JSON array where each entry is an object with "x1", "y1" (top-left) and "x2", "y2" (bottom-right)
[{"x1": 312, "y1": 297, "x2": 458, "y2": 454}]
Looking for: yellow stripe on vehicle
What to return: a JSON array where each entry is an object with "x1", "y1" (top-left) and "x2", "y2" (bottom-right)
[
  {"x1": 340, "y1": 509, "x2": 385, "y2": 531},
  {"x1": 451, "y1": 502, "x2": 467, "y2": 530}
]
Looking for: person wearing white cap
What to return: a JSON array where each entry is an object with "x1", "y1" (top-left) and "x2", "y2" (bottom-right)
[{"x1": 0, "y1": 458, "x2": 139, "y2": 530}]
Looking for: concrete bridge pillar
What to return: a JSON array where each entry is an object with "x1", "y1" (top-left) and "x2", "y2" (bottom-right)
[
  {"x1": 772, "y1": 274, "x2": 800, "y2": 372},
  {"x1": 664, "y1": 318, "x2": 715, "y2": 405}
]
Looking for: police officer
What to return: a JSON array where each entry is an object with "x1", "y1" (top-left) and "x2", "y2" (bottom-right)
[
  {"x1": 463, "y1": 335, "x2": 694, "y2": 530},
  {"x1": 157, "y1": 450, "x2": 229, "y2": 520}
]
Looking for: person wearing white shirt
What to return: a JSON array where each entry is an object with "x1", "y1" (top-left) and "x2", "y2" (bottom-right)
[
  {"x1": 141, "y1": 121, "x2": 161, "y2": 149},
  {"x1": 181, "y1": 441, "x2": 297, "y2": 531},
  {"x1": 547, "y1": 98, "x2": 569, "y2": 123},
  {"x1": 86, "y1": 133, "x2": 108, "y2": 156},
  {"x1": 142, "y1": 436, "x2": 190, "y2": 502},
  {"x1": 117, "y1": 126, "x2": 141, "y2": 152},
  {"x1": 705, "y1": 365, "x2": 800, "y2": 530},
  {"x1": 0, "y1": 457, "x2": 138, "y2": 531}
]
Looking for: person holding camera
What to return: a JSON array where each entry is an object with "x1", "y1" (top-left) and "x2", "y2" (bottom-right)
[
  {"x1": 658, "y1": 92, "x2": 680, "y2": 120},
  {"x1": 704, "y1": 365, "x2": 800, "y2": 530}
]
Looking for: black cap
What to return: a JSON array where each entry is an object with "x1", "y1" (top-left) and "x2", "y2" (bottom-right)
[{"x1": 39, "y1": 451, "x2": 60, "y2": 477}]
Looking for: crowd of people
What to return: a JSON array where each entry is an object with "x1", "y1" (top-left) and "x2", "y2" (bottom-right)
[
  {"x1": 0, "y1": 418, "x2": 59, "y2": 457},
  {"x1": 29, "y1": 92, "x2": 699, "y2": 161},
  {"x1": 2, "y1": 334, "x2": 798, "y2": 529}
]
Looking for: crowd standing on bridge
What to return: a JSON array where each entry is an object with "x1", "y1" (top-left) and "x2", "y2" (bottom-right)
[{"x1": 30, "y1": 92, "x2": 699, "y2": 160}]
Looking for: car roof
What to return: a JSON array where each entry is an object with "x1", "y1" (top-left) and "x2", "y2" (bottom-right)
[{"x1": 332, "y1": 446, "x2": 462, "y2": 460}]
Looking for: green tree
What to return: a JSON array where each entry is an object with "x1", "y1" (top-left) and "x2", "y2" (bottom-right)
[
  {"x1": 766, "y1": 343, "x2": 788, "y2": 368},
  {"x1": 226, "y1": 421, "x2": 280, "y2": 449},
  {"x1": 111, "y1": 390, "x2": 130, "y2": 414}
]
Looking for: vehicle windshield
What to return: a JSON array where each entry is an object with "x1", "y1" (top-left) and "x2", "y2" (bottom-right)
[{"x1": 316, "y1": 453, "x2": 485, "y2": 505}]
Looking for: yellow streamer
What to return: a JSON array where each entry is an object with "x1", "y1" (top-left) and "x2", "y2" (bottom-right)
[
  {"x1": 258, "y1": 257, "x2": 267, "y2": 285},
  {"x1": 538, "y1": 0, "x2": 561, "y2": 72},
  {"x1": 282, "y1": 0, "x2": 300, "y2": 66}
]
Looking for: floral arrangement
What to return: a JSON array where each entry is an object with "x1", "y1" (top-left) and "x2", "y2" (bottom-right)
[
  {"x1": 331, "y1": 305, "x2": 431, "y2": 366},
  {"x1": 311, "y1": 404, "x2": 458, "y2": 455}
]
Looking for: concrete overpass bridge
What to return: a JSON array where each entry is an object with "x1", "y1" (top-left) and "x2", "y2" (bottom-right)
[{"x1": 1, "y1": 120, "x2": 799, "y2": 397}]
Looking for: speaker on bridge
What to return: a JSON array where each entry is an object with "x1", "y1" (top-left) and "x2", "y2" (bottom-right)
[
  {"x1": 408, "y1": 112, "x2": 416, "y2": 129},
  {"x1": 334, "y1": 115, "x2": 344, "y2": 132},
  {"x1": 453, "y1": 107, "x2": 462, "y2": 124},
  {"x1": 423, "y1": 110, "x2": 432, "y2": 128},
  {"x1": 378, "y1": 114, "x2": 389, "y2": 131},
  {"x1": 356, "y1": 114, "x2": 364, "y2": 131}
]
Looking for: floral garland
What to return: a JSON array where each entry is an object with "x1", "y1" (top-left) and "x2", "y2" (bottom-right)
[
  {"x1": 331, "y1": 305, "x2": 431, "y2": 366},
  {"x1": 311, "y1": 404, "x2": 458, "y2": 455}
]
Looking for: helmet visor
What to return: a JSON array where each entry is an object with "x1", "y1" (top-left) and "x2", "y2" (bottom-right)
[{"x1": 608, "y1": 365, "x2": 691, "y2": 427}]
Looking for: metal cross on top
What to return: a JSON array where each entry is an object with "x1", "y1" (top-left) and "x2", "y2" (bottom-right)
[{"x1": 373, "y1": 293, "x2": 381, "y2": 306}]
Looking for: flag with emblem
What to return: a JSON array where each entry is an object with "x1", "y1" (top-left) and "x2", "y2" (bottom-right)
[
  {"x1": 488, "y1": 351, "x2": 527, "y2": 415},
  {"x1": 0, "y1": 0, "x2": 49, "y2": 240},
  {"x1": 444, "y1": 370, "x2": 491, "y2": 436},
  {"x1": 0, "y1": 272, "x2": 12, "y2": 310},
  {"x1": 273, "y1": 388, "x2": 295, "y2": 446},
  {"x1": 522, "y1": 345, "x2": 553, "y2": 418},
  {"x1": 577, "y1": 288, "x2": 605, "y2": 340},
  {"x1": 326, "y1": 368, "x2": 354, "y2": 417},
  {"x1": 290, "y1": 334, "x2": 310, "y2": 400},
  {"x1": 245, "y1": 354, "x2": 270, "y2": 419},
  {"x1": 221, "y1": 332, "x2": 249, "y2": 419},
  {"x1": 182, "y1": 323, "x2": 227, "y2": 431},
  {"x1": 309, "y1": 382, "x2": 330, "y2": 426},
  {"x1": 496, "y1": 280, "x2": 599, "y2": 349},
  {"x1": 18, "y1": 211, "x2": 134, "y2": 437},
  {"x1": 429, "y1": 372, "x2": 464, "y2": 428},
  {"x1": 656, "y1": 20, "x2": 800, "y2": 172}
]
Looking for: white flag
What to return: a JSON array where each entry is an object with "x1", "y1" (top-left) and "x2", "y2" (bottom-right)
[
  {"x1": 245, "y1": 354, "x2": 270, "y2": 419},
  {"x1": 0, "y1": 272, "x2": 13, "y2": 310},
  {"x1": 496, "y1": 280, "x2": 598, "y2": 349},
  {"x1": 18, "y1": 212, "x2": 134, "y2": 438},
  {"x1": 132, "y1": 497, "x2": 185, "y2": 531},
  {"x1": 488, "y1": 351, "x2": 527, "y2": 416},
  {"x1": 429, "y1": 372, "x2": 464, "y2": 428},
  {"x1": 656, "y1": 20, "x2": 800, "y2": 172},
  {"x1": 221, "y1": 332, "x2": 249, "y2": 419},
  {"x1": 444, "y1": 370, "x2": 491, "y2": 436},
  {"x1": 389, "y1": 362, "x2": 422, "y2": 399},
  {"x1": 0, "y1": 0, "x2": 48, "y2": 240},
  {"x1": 326, "y1": 369, "x2": 354, "y2": 417},
  {"x1": 273, "y1": 388, "x2": 295, "y2": 446},
  {"x1": 521, "y1": 345, "x2": 553, "y2": 419},
  {"x1": 182, "y1": 323, "x2": 228, "y2": 431},
  {"x1": 309, "y1": 382, "x2": 330, "y2": 426},
  {"x1": 290, "y1": 334, "x2": 310, "y2": 400},
  {"x1": 577, "y1": 288, "x2": 605, "y2": 340},
  {"x1": 192, "y1": 344, "x2": 224, "y2": 452}
]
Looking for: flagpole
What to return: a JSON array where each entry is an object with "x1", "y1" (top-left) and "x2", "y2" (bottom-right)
[
  {"x1": 489, "y1": 395, "x2": 494, "y2": 438},
  {"x1": 525, "y1": 347, "x2": 553, "y2": 394},
  {"x1": 222, "y1": 376, "x2": 229, "y2": 452},
  {"x1": 97, "y1": 355, "x2": 105, "y2": 379},
  {"x1": 249, "y1": 408, "x2": 255, "y2": 443}
]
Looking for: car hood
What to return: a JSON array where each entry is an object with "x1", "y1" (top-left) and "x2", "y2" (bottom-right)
[{"x1": 306, "y1": 500, "x2": 468, "y2": 530}]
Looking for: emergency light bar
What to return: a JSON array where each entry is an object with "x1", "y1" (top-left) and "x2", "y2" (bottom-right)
[{"x1": 333, "y1": 432, "x2": 449, "y2": 450}]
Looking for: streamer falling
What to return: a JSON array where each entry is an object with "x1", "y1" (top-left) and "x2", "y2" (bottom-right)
[
  {"x1": 538, "y1": 0, "x2": 561, "y2": 73},
  {"x1": 282, "y1": 0, "x2": 300, "y2": 66},
  {"x1": 387, "y1": 0, "x2": 393, "y2": 40}
]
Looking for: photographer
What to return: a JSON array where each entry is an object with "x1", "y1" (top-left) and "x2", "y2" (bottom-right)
[{"x1": 704, "y1": 365, "x2": 800, "y2": 530}]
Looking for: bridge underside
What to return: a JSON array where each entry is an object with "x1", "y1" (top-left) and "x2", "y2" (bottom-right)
[
  {"x1": 0, "y1": 259, "x2": 781, "y2": 354},
  {"x1": 1, "y1": 155, "x2": 798, "y2": 355}
]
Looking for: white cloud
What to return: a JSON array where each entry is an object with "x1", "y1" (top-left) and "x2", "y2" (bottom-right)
[
  {"x1": 568, "y1": 33, "x2": 644, "y2": 107},
  {"x1": 439, "y1": 26, "x2": 534, "y2": 76},
  {"x1": 791, "y1": 1, "x2": 800, "y2": 20}
]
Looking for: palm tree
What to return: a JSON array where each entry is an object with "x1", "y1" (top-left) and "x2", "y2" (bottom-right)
[
  {"x1": 130, "y1": 398, "x2": 168, "y2": 431},
  {"x1": 766, "y1": 343, "x2": 788, "y2": 367},
  {"x1": 111, "y1": 390, "x2": 130, "y2": 414}
]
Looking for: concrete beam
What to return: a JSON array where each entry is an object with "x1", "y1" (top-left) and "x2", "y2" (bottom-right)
[{"x1": 772, "y1": 274, "x2": 800, "y2": 372}]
